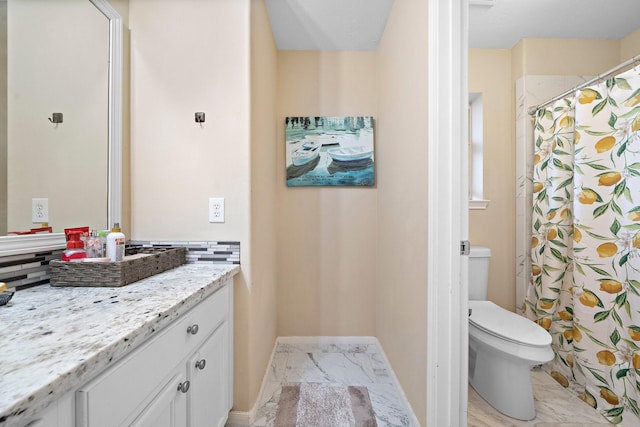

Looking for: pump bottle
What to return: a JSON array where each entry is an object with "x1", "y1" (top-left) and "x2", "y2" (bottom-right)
[{"x1": 106, "y1": 223, "x2": 126, "y2": 262}]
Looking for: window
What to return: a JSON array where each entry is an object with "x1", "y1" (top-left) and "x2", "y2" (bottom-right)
[{"x1": 469, "y1": 93, "x2": 489, "y2": 209}]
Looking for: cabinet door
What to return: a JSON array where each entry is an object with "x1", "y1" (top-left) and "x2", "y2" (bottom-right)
[
  {"x1": 188, "y1": 321, "x2": 229, "y2": 427},
  {"x1": 129, "y1": 373, "x2": 188, "y2": 427}
]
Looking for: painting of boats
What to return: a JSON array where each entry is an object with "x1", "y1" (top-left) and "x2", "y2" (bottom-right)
[{"x1": 285, "y1": 116, "x2": 375, "y2": 187}]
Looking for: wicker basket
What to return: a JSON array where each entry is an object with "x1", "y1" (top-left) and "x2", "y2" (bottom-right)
[{"x1": 50, "y1": 247, "x2": 186, "y2": 287}]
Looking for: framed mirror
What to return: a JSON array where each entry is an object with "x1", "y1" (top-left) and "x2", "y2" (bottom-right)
[{"x1": 0, "y1": 0, "x2": 121, "y2": 256}]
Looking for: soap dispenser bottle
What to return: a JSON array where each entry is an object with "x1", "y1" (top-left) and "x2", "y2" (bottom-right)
[
  {"x1": 106, "y1": 223, "x2": 126, "y2": 262},
  {"x1": 61, "y1": 231, "x2": 87, "y2": 261}
]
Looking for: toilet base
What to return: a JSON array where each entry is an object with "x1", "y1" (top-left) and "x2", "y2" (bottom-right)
[{"x1": 469, "y1": 337, "x2": 537, "y2": 421}]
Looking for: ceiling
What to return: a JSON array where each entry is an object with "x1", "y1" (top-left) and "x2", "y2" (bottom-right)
[
  {"x1": 265, "y1": 0, "x2": 393, "y2": 51},
  {"x1": 266, "y1": 0, "x2": 640, "y2": 51},
  {"x1": 469, "y1": 0, "x2": 640, "y2": 49}
]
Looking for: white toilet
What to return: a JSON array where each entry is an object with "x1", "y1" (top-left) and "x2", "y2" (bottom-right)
[{"x1": 468, "y1": 246, "x2": 553, "y2": 421}]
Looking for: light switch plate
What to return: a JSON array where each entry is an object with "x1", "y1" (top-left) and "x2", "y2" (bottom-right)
[{"x1": 209, "y1": 198, "x2": 225, "y2": 223}]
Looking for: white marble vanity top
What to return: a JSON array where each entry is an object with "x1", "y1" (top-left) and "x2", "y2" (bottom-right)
[{"x1": 0, "y1": 263, "x2": 239, "y2": 427}]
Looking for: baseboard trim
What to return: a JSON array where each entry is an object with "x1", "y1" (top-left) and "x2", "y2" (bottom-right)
[
  {"x1": 277, "y1": 335, "x2": 379, "y2": 345},
  {"x1": 372, "y1": 338, "x2": 422, "y2": 427},
  {"x1": 226, "y1": 410, "x2": 251, "y2": 427},
  {"x1": 225, "y1": 337, "x2": 281, "y2": 427}
]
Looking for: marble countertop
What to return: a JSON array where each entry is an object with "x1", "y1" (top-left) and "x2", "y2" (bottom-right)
[{"x1": 0, "y1": 263, "x2": 239, "y2": 427}]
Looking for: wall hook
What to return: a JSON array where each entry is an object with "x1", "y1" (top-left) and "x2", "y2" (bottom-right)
[
  {"x1": 48, "y1": 113, "x2": 63, "y2": 124},
  {"x1": 195, "y1": 112, "x2": 205, "y2": 127}
]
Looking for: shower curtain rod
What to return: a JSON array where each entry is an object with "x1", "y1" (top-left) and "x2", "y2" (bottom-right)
[{"x1": 527, "y1": 54, "x2": 640, "y2": 116}]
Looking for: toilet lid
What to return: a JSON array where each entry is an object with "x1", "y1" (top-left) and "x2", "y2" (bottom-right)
[{"x1": 469, "y1": 300, "x2": 551, "y2": 347}]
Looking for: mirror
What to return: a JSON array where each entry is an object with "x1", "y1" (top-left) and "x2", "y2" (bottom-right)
[{"x1": 0, "y1": 0, "x2": 121, "y2": 254}]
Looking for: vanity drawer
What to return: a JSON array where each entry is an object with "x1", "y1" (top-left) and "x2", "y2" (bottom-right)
[{"x1": 76, "y1": 283, "x2": 230, "y2": 427}]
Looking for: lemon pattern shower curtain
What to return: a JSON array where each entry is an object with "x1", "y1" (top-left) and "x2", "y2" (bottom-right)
[{"x1": 526, "y1": 66, "x2": 640, "y2": 425}]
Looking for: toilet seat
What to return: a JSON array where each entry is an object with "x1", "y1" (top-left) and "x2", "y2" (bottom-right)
[{"x1": 469, "y1": 300, "x2": 551, "y2": 347}]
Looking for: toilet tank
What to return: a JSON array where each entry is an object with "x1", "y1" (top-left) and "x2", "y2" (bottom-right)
[{"x1": 469, "y1": 246, "x2": 491, "y2": 300}]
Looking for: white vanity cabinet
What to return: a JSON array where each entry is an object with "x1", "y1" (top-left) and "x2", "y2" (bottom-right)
[
  {"x1": 187, "y1": 317, "x2": 230, "y2": 427},
  {"x1": 75, "y1": 280, "x2": 233, "y2": 427}
]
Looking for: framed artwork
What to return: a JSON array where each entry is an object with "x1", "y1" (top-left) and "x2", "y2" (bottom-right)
[{"x1": 285, "y1": 116, "x2": 375, "y2": 187}]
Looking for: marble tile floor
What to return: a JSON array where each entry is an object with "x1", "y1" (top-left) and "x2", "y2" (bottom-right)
[
  {"x1": 251, "y1": 339, "x2": 419, "y2": 427},
  {"x1": 468, "y1": 368, "x2": 610, "y2": 426}
]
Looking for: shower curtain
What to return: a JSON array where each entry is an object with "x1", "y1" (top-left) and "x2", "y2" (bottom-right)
[{"x1": 525, "y1": 66, "x2": 640, "y2": 426}]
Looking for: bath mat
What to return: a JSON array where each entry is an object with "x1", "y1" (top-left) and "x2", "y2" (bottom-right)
[
  {"x1": 535, "y1": 424, "x2": 611, "y2": 427},
  {"x1": 274, "y1": 383, "x2": 378, "y2": 427}
]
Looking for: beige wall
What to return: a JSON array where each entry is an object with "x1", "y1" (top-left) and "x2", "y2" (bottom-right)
[
  {"x1": 276, "y1": 51, "x2": 378, "y2": 337},
  {"x1": 512, "y1": 38, "x2": 621, "y2": 79},
  {"x1": 129, "y1": 0, "x2": 249, "y2": 243},
  {"x1": 129, "y1": 0, "x2": 254, "y2": 412},
  {"x1": 376, "y1": 0, "x2": 428, "y2": 424},
  {"x1": 249, "y1": 0, "x2": 278, "y2": 414},
  {"x1": 468, "y1": 49, "x2": 515, "y2": 310},
  {"x1": 621, "y1": 28, "x2": 640, "y2": 60},
  {"x1": 510, "y1": 40, "x2": 524, "y2": 85}
]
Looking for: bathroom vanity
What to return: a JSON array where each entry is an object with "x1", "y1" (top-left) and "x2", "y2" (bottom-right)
[{"x1": 0, "y1": 264, "x2": 238, "y2": 427}]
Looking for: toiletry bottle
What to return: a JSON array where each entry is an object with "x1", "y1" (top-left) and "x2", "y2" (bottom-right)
[
  {"x1": 98, "y1": 230, "x2": 109, "y2": 258},
  {"x1": 62, "y1": 231, "x2": 87, "y2": 261},
  {"x1": 86, "y1": 229, "x2": 102, "y2": 258},
  {"x1": 106, "y1": 223, "x2": 126, "y2": 262}
]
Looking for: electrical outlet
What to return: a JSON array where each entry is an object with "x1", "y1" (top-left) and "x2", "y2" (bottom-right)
[
  {"x1": 32, "y1": 198, "x2": 49, "y2": 223},
  {"x1": 209, "y1": 198, "x2": 225, "y2": 223}
]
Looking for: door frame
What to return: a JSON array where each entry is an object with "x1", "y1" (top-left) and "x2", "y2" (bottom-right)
[{"x1": 426, "y1": 0, "x2": 469, "y2": 425}]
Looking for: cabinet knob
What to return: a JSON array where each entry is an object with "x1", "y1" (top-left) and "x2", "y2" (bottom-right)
[
  {"x1": 187, "y1": 324, "x2": 199, "y2": 335},
  {"x1": 177, "y1": 380, "x2": 190, "y2": 393},
  {"x1": 195, "y1": 359, "x2": 206, "y2": 370}
]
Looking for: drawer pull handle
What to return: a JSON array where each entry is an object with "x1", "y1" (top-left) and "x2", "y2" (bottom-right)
[
  {"x1": 187, "y1": 324, "x2": 199, "y2": 335},
  {"x1": 177, "y1": 381, "x2": 190, "y2": 393},
  {"x1": 195, "y1": 359, "x2": 206, "y2": 370}
]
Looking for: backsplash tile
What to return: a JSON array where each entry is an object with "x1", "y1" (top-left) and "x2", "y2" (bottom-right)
[
  {"x1": 0, "y1": 250, "x2": 64, "y2": 290},
  {"x1": 0, "y1": 241, "x2": 240, "y2": 291},
  {"x1": 128, "y1": 241, "x2": 240, "y2": 264}
]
